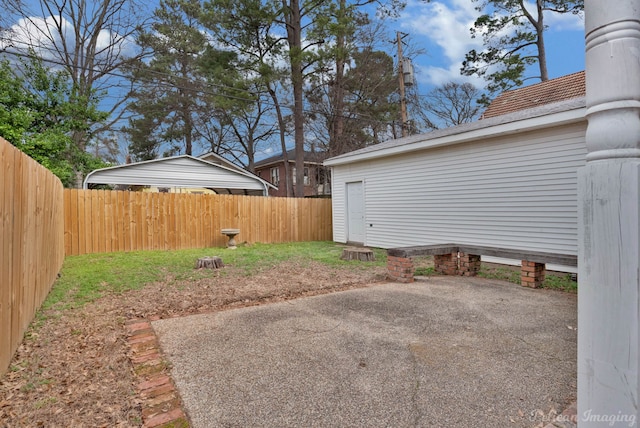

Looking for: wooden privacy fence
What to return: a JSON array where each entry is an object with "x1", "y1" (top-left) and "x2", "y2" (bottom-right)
[
  {"x1": 64, "y1": 189, "x2": 333, "y2": 256},
  {"x1": 1, "y1": 138, "x2": 65, "y2": 376}
]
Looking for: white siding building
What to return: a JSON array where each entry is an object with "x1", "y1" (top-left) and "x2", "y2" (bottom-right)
[{"x1": 325, "y1": 98, "x2": 586, "y2": 270}]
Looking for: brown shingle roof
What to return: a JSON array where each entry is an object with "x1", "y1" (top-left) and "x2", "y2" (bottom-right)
[
  {"x1": 254, "y1": 149, "x2": 328, "y2": 168},
  {"x1": 481, "y1": 71, "x2": 585, "y2": 119}
]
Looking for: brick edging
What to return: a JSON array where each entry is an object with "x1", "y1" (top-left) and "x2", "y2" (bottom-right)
[
  {"x1": 124, "y1": 319, "x2": 576, "y2": 428},
  {"x1": 125, "y1": 318, "x2": 190, "y2": 428}
]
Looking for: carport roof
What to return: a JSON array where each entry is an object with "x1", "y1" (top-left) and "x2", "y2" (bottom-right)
[{"x1": 84, "y1": 155, "x2": 275, "y2": 196}]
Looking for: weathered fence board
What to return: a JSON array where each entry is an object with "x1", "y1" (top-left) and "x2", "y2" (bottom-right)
[
  {"x1": 0, "y1": 138, "x2": 64, "y2": 376},
  {"x1": 63, "y1": 190, "x2": 333, "y2": 256}
]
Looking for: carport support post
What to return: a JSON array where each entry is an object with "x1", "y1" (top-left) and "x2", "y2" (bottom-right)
[{"x1": 579, "y1": 1, "x2": 640, "y2": 423}]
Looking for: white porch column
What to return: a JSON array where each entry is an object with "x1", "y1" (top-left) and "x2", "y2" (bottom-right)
[{"x1": 579, "y1": 1, "x2": 640, "y2": 425}]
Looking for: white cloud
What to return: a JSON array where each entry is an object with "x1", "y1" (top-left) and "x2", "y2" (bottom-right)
[
  {"x1": 95, "y1": 28, "x2": 135, "y2": 59},
  {"x1": 399, "y1": 0, "x2": 483, "y2": 85},
  {"x1": 542, "y1": 5, "x2": 584, "y2": 31},
  {"x1": 398, "y1": 0, "x2": 584, "y2": 88},
  {"x1": 2, "y1": 16, "x2": 68, "y2": 61},
  {"x1": 2, "y1": 14, "x2": 136, "y2": 67},
  {"x1": 417, "y1": 63, "x2": 484, "y2": 88}
]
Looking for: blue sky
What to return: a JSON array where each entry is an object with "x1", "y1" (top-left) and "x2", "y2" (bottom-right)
[
  {"x1": 392, "y1": 0, "x2": 585, "y2": 92},
  {"x1": 8, "y1": 0, "x2": 586, "y2": 94},
  {"x1": 3, "y1": 0, "x2": 586, "y2": 162}
]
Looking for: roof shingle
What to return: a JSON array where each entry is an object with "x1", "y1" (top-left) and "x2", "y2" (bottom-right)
[
  {"x1": 254, "y1": 149, "x2": 328, "y2": 168},
  {"x1": 481, "y1": 71, "x2": 585, "y2": 119}
]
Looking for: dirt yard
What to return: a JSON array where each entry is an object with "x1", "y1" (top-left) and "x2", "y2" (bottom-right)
[{"x1": 0, "y1": 260, "x2": 387, "y2": 427}]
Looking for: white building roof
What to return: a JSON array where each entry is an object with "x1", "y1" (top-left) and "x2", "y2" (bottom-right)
[
  {"x1": 84, "y1": 155, "x2": 275, "y2": 196},
  {"x1": 325, "y1": 97, "x2": 586, "y2": 167}
]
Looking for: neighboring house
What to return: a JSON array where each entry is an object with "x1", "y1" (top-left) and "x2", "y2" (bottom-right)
[
  {"x1": 481, "y1": 70, "x2": 585, "y2": 119},
  {"x1": 254, "y1": 149, "x2": 331, "y2": 197},
  {"x1": 325, "y1": 72, "x2": 587, "y2": 271},
  {"x1": 198, "y1": 151, "x2": 255, "y2": 175},
  {"x1": 84, "y1": 155, "x2": 276, "y2": 196}
]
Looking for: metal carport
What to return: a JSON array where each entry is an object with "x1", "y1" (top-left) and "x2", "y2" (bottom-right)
[{"x1": 83, "y1": 155, "x2": 275, "y2": 196}]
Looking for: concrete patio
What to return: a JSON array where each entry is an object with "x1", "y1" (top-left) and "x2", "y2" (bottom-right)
[{"x1": 152, "y1": 276, "x2": 577, "y2": 427}]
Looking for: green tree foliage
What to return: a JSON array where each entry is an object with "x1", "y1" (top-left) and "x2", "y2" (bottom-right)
[
  {"x1": 461, "y1": 0, "x2": 583, "y2": 101},
  {"x1": 342, "y1": 49, "x2": 400, "y2": 148},
  {"x1": 307, "y1": 0, "x2": 364, "y2": 156},
  {"x1": 125, "y1": 0, "x2": 250, "y2": 161},
  {"x1": 195, "y1": 2, "x2": 277, "y2": 172},
  {"x1": 203, "y1": 0, "x2": 320, "y2": 191},
  {"x1": 0, "y1": 0, "x2": 147, "y2": 167},
  {"x1": 203, "y1": 0, "x2": 403, "y2": 195},
  {"x1": 0, "y1": 55, "x2": 108, "y2": 186},
  {"x1": 307, "y1": 48, "x2": 399, "y2": 154}
]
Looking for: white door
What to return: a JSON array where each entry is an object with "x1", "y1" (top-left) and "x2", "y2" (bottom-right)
[{"x1": 346, "y1": 182, "x2": 365, "y2": 244}]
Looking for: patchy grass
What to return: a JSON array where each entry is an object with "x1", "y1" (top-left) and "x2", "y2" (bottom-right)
[
  {"x1": 479, "y1": 263, "x2": 577, "y2": 293},
  {"x1": 2, "y1": 242, "x2": 389, "y2": 427},
  {"x1": 43, "y1": 242, "x2": 387, "y2": 313},
  {"x1": 414, "y1": 266, "x2": 435, "y2": 276},
  {"x1": 478, "y1": 265, "x2": 521, "y2": 284},
  {"x1": 543, "y1": 273, "x2": 578, "y2": 293},
  {"x1": 412, "y1": 255, "x2": 435, "y2": 276}
]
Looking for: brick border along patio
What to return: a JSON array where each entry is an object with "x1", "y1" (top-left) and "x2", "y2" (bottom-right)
[
  {"x1": 123, "y1": 302, "x2": 577, "y2": 428},
  {"x1": 125, "y1": 319, "x2": 189, "y2": 428}
]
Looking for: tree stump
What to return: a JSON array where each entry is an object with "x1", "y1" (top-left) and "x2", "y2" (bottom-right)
[
  {"x1": 195, "y1": 256, "x2": 224, "y2": 269},
  {"x1": 340, "y1": 247, "x2": 375, "y2": 262}
]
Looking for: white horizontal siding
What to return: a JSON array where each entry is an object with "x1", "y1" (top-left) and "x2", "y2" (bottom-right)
[
  {"x1": 330, "y1": 169, "x2": 346, "y2": 242},
  {"x1": 331, "y1": 121, "x2": 587, "y2": 255}
]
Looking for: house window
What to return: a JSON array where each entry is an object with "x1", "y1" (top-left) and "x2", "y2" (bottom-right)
[
  {"x1": 270, "y1": 167, "x2": 279, "y2": 186},
  {"x1": 292, "y1": 167, "x2": 310, "y2": 185}
]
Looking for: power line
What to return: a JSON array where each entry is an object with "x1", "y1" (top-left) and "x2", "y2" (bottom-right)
[{"x1": 0, "y1": 43, "x2": 403, "y2": 127}]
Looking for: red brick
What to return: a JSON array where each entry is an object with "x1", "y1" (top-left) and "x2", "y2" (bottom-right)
[
  {"x1": 141, "y1": 383, "x2": 175, "y2": 399},
  {"x1": 524, "y1": 282, "x2": 543, "y2": 289},
  {"x1": 145, "y1": 408, "x2": 186, "y2": 428},
  {"x1": 142, "y1": 395, "x2": 182, "y2": 418},
  {"x1": 134, "y1": 361, "x2": 166, "y2": 377},
  {"x1": 129, "y1": 331, "x2": 155, "y2": 343},
  {"x1": 132, "y1": 352, "x2": 161, "y2": 364},
  {"x1": 144, "y1": 391, "x2": 179, "y2": 409},
  {"x1": 520, "y1": 260, "x2": 545, "y2": 288},
  {"x1": 127, "y1": 321, "x2": 152, "y2": 332},
  {"x1": 131, "y1": 342, "x2": 157, "y2": 354},
  {"x1": 520, "y1": 275, "x2": 543, "y2": 288},
  {"x1": 130, "y1": 348, "x2": 161, "y2": 361},
  {"x1": 129, "y1": 334, "x2": 156, "y2": 345},
  {"x1": 388, "y1": 258, "x2": 415, "y2": 282},
  {"x1": 139, "y1": 375, "x2": 171, "y2": 392}
]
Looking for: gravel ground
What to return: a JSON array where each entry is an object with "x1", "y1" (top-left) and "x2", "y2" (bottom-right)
[{"x1": 153, "y1": 276, "x2": 577, "y2": 428}]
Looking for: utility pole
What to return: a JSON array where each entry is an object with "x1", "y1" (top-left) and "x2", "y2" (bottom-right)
[{"x1": 396, "y1": 32, "x2": 409, "y2": 137}]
